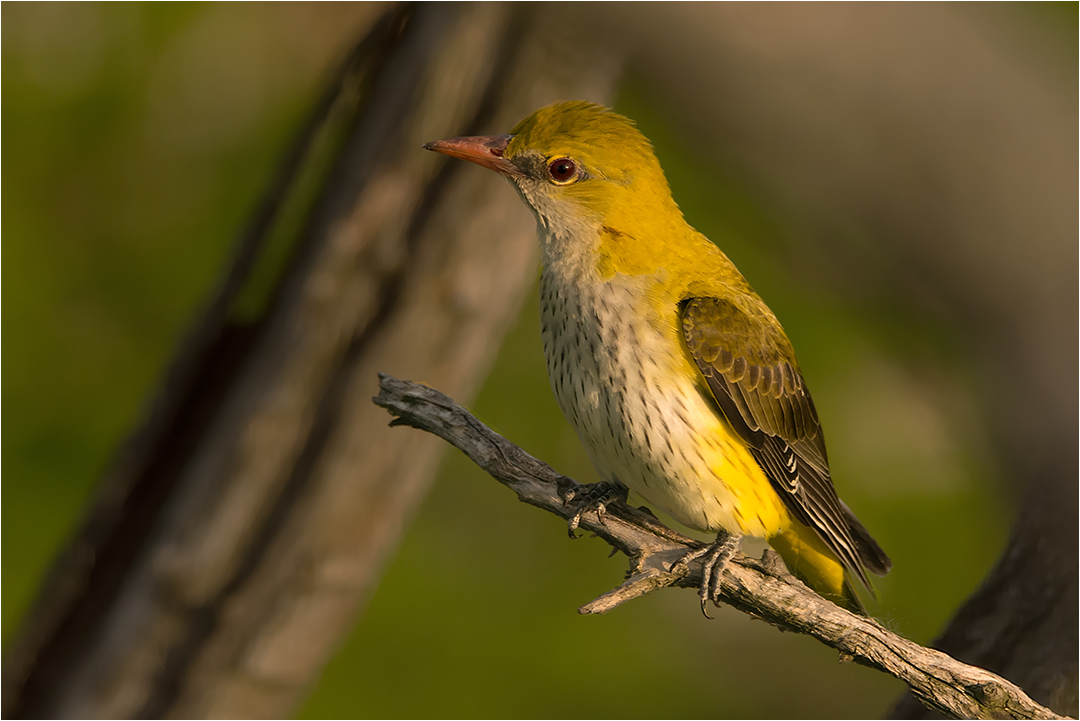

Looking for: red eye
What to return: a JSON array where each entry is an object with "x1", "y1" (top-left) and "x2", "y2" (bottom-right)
[{"x1": 547, "y1": 157, "x2": 577, "y2": 183}]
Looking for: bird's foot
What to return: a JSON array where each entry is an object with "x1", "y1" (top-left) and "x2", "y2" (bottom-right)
[
  {"x1": 561, "y1": 481, "x2": 628, "y2": 539},
  {"x1": 671, "y1": 531, "x2": 743, "y2": 619}
]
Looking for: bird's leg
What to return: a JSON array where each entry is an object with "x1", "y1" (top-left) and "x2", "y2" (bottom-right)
[
  {"x1": 561, "y1": 480, "x2": 628, "y2": 539},
  {"x1": 671, "y1": 530, "x2": 743, "y2": 619}
]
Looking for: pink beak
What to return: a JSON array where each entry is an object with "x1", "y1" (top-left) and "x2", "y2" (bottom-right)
[{"x1": 423, "y1": 134, "x2": 522, "y2": 177}]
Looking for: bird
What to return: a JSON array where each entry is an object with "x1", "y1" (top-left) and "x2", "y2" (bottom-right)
[{"x1": 424, "y1": 100, "x2": 891, "y2": 614}]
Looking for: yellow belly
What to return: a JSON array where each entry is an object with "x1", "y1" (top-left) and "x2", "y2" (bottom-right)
[{"x1": 540, "y1": 269, "x2": 789, "y2": 538}]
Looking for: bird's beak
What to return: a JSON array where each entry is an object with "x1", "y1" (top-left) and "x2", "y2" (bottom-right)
[{"x1": 423, "y1": 134, "x2": 522, "y2": 177}]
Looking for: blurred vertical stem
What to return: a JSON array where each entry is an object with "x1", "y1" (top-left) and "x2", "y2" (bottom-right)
[{"x1": 0, "y1": 4, "x2": 621, "y2": 717}]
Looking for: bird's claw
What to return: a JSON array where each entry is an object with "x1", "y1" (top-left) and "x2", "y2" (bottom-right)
[
  {"x1": 562, "y1": 481, "x2": 628, "y2": 539},
  {"x1": 671, "y1": 531, "x2": 742, "y2": 619}
]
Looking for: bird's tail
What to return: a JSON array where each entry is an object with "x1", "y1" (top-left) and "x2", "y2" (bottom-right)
[
  {"x1": 841, "y1": 500, "x2": 892, "y2": 577},
  {"x1": 768, "y1": 521, "x2": 866, "y2": 614}
]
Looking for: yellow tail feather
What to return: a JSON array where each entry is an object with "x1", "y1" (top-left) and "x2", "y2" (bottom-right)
[{"x1": 769, "y1": 522, "x2": 865, "y2": 614}]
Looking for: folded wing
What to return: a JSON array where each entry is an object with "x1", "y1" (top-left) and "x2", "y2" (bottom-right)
[{"x1": 680, "y1": 296, "x2": 891, "y2": 589}]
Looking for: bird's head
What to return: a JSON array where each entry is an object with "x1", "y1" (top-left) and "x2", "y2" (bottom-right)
[{"x1": 425, "y1": 101, "x2": 680, "y2": 236}]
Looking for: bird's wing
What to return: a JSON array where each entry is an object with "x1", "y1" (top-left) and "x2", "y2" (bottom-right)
[{"x1": 680, "y1": 296, "x2": 890, "y2": 588}]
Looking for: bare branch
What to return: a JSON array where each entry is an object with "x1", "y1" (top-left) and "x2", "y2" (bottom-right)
[{"x1": 373, "y1": 373, "x2": 1067, "y2": 721}]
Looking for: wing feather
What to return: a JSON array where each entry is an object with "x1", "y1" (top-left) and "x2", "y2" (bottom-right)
[{"x1": 681, "y1": 296, "x2": 890, "y2": 590}]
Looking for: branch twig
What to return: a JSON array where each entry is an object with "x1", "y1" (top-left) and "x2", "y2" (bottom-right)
[{"x1": 373, "y1": 374, "x2": 1066, "y2": 721}]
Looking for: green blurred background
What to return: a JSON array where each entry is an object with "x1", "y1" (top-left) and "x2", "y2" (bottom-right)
[{"x1": 3, "y1": 4, "x2": 1073, "y2": 718}]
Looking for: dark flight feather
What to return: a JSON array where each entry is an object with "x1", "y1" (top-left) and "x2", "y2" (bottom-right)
[{"x1": 680, "y1": 296, "x2": 892, "y2": 590}]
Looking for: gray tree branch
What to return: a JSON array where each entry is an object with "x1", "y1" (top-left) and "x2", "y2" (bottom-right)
[
  {"x1": 579, "y1": 6, "x2": 1077, "y2": 714},
  {"x1": 373, "y1": 373, "x2": 1067, "y2": 721}
]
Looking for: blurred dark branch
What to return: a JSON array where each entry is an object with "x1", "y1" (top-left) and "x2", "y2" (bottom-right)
[
  {"x1": 1, "y1": 11, "x2": 413, "y2": 717},
  {"x1": 2, "y1": 4, "x2": 622, "y2": 718},
  {"x1": 373, "y1": 373, "x2": 1067, "y2": 721}
]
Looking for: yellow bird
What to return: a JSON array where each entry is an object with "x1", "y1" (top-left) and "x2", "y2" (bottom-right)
[{"x1": 425, "y1": 101, "x2": 891, "y2": 614}]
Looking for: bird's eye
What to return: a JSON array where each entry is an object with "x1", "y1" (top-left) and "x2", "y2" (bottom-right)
[{"x1": 547, "y1": 157, "x2": 577, "y2": 184}]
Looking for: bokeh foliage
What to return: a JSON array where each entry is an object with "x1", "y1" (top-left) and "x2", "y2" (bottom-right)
[{"x1": 6, "y1": 3, "x2": 1068, "y2": 717}]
